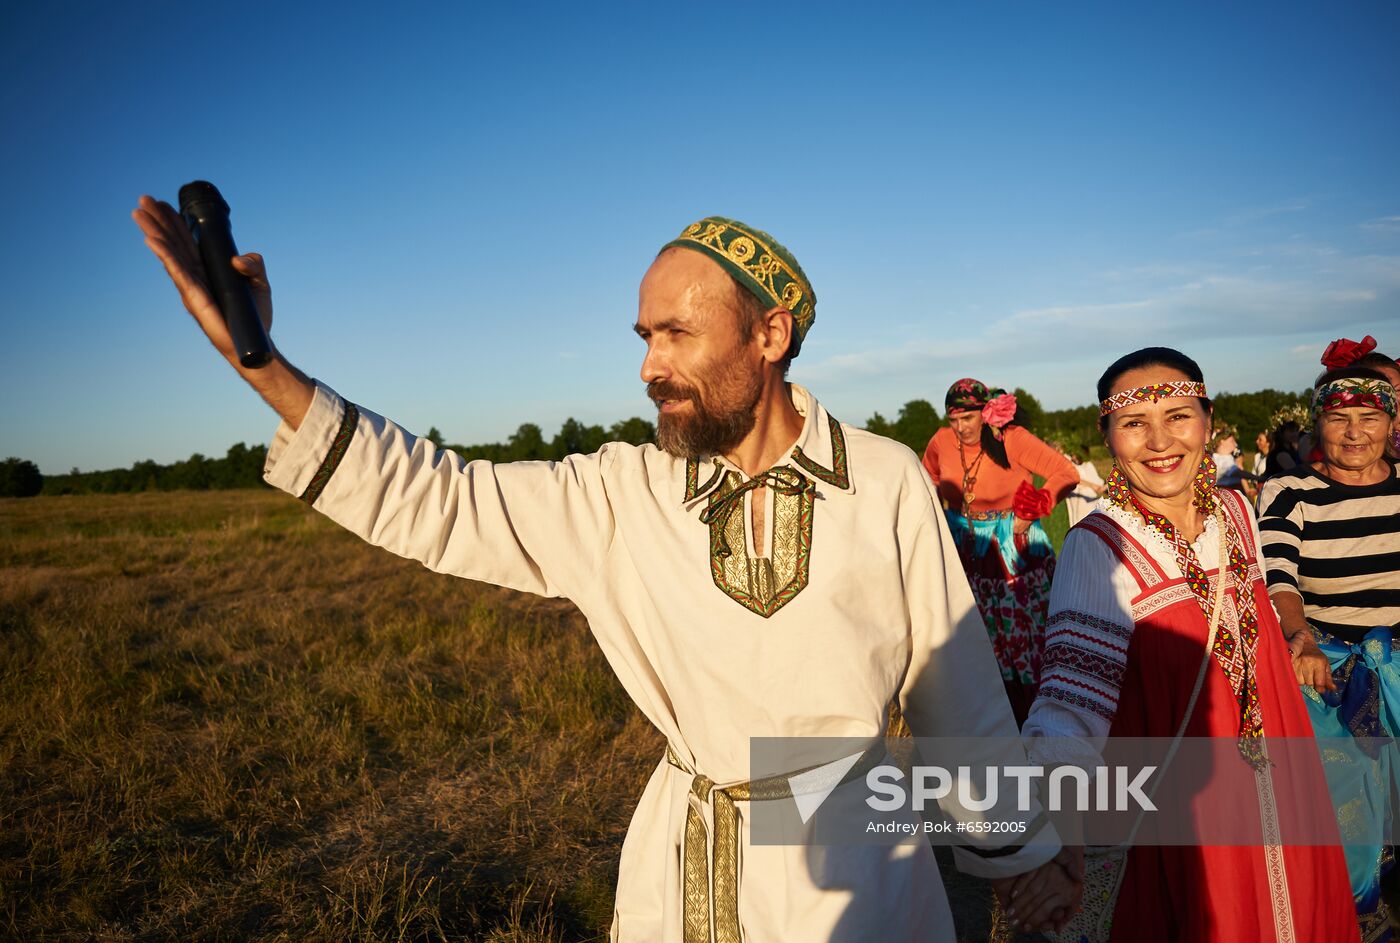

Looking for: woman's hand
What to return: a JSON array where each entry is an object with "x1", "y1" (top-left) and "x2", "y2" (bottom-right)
[
  {"x1": 992, "y1": 849, "x2": 1084, "y2": 934},
  {"x1": 1287, "y1": 629, "x2": 1336, "y2": 693}
]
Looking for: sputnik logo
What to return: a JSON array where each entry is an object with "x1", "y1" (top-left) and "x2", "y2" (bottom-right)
[{"x1": 788, "y1": 752, "x2": 867, "y2": 823}]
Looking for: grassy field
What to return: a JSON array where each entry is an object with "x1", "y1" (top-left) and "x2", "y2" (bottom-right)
[{"x1": 1, "y1": 490, "x2": 1019, "y2": 942}]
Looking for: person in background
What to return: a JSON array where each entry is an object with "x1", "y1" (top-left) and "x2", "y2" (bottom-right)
[
  {"x1": 1243, "y1": 429, "x2": 1271, "y2": 503},
  {"x1": 1266, "y1": 420, "x2": 1303, "y2": 478},
  {"x1": 1025, "y1": 346, "x2": 1359, "y2": 943},
  {"x1": 1210, "y1": 425, "x2": 1245, "y2": 490},
  {"x1": 1258, "y1": 341, "x2": 1400, "y2": 941},
  {"x1": 1057, "y1": 442, "x2": 1104, "y2": 528},
  {"x1": 922, "y1": 379, "x2": 1078, "y2": 725},
  {"x1": 1252, "y1": 430, "x2": 1271, "y2": 478}
]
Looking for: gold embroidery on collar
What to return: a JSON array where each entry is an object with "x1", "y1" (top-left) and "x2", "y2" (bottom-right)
[
  {"x1": 684, "y1": 458, "x2": 725, "y2": 501},
  {"x1": 791, "y1": 413, "x2": 850, "y2": 489}
]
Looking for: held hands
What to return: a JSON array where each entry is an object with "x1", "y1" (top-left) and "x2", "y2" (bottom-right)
[
  {"x1": 1012, "y1": 517, "x2": 1033, "y2": 535},
  {"x1": 131, "y1": 195, "x2": 274, "y2": 373},
  {"x1": 1287, "y1": 629, "x2": 1336, "y2": 693},
  {"x1": 991, "y1": 845, "x2": 1084, "y2": 934}
]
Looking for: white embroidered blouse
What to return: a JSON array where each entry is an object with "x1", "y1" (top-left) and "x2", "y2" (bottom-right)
[{"x1": 1023, "y1": 502, "x2": 1268, "y2": 771}]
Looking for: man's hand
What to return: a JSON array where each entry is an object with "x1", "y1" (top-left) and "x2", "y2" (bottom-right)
[
  {"x1": 991, "y1": 847, "x2": 1083, "y2": 934},
  {"x1": 132, "y1": 195, "x2": 273, "y2": 369},
  {"x1": 1287, "y1": 629, "x2": 1336, "y2": 693},
  {"x1": 132, "y1": 195, "x2": 314, "y2": 429}
]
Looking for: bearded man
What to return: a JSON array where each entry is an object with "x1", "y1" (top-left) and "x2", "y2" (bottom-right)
[{"x1": 133, "y1": 202, "x2": 1077, "y2": 941}]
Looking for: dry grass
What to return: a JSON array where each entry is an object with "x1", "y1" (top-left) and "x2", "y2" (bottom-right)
[{"x1": 1, "y1": 490, "x2": 1011, "y2": 942}]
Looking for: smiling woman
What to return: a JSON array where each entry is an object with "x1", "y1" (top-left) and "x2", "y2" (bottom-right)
[
  {"x1": 1257, "y1": 352, "x2": 1400, "y2": 940},
  {"x1": 1022, "y1": 346, "x2": 1357, "y2": 943}
]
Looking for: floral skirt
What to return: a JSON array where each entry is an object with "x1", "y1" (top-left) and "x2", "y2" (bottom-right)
[{"x1": 945, "y1": 510, "x2": 1055, "y2": 687}]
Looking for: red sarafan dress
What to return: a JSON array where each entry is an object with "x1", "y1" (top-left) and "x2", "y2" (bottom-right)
[{"x1": 1069, "y1": 491, "x2": 1359, "y2": 942}]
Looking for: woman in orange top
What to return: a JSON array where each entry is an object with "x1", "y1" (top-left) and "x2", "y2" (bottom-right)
[{"x1": 922, "y1": 378, "x2": 1077, "y2": 724}]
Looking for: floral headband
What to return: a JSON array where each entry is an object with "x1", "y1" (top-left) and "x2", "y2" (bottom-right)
[
  {"x1": 1312, "y1": 377, "x2": 1397, "y2": 421},
  {"x1": 1099, "y1": 381, "x2": 1209, "y2": 417}
]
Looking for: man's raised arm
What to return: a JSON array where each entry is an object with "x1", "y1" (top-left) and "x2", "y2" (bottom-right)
[{"x1": 133, "y1": 195, "x2": 613, "y2": 603}]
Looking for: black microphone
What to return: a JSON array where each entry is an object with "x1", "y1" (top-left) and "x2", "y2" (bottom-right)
[{"x1": 178, "y1": 181, "x2": 274, "y2": 369}]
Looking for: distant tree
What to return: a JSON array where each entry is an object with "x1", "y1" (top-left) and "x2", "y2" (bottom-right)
[
  {"x1": 1213, "y1": 389, "x2": 1311, "y2": 441},
  {"x1": 425, "y1": 426, "x2": 445, "y2": 449},
  {"x1": 891, "y1": 399, "x2": 940, "y2": 455},
  {"x1": 863, "y1": 411, "x2": 894, "y2": 439},
  {"x1": 0, "y1": 457, "x2": 43, "y2": 497},
  {"x1": 1012, "y1": 387, "x2": 1045, "y2": 435},
  {"x1": 608, "y1": 417, "x2": 656, "y2": 446},
  {"x1": 552, "y1": 418, "x2": 607, "y2": 457},
  {"x1": 507, "y1": 423, "x2": 548, "y2": 461},
  {"x1": 863, "y1": 402, "x2": 940, "y2": 454}
]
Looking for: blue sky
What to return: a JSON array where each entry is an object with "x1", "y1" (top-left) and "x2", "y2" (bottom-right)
[{"x1": 2, "y1": 1, "x2": 1397, "y2": 474}]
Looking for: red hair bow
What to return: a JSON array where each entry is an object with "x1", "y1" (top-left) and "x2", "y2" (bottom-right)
[{"x1": 1321, "y1": 335, "x2": 1377, "y2": 369}]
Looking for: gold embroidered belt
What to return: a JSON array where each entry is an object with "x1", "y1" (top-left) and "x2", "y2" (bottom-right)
[{"x1": 664, "y1": 743, "x2": 883, "y2": 943}]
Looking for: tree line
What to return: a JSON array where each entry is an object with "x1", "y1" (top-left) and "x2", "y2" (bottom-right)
[{"x1": 2, "y1": 386, "x2": 1311, "y2": 498}]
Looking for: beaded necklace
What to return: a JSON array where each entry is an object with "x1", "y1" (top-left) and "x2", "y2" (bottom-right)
[
  {"x1": 956, "y1": 437, "x2": 986, "y2": 514},
  {"x1": 1105, "y1": 457, "x2": 1266, "y2": 767}
]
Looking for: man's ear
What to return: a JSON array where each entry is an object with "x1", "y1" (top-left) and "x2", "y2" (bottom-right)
[{"x1": 757, "y1": 306, "x2": 794, "y2": 365}]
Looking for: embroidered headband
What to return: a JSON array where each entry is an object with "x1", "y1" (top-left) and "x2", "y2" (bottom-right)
[
  {"x1": 663, "y1": 217, "x2": 816, "y2": 355},
  {"x1": 1099, "y1": 381, "x2": 1209, "y2": 416},
  {"x1": 1312, "y1": 377, "x2": 1398, "y2": 421}
]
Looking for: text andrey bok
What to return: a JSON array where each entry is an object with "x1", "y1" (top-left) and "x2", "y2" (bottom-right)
[{"x1": 864, "y1": 765, "x2": 1158, "y2": 813}]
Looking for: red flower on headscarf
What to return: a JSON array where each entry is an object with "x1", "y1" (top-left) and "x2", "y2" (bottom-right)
[
  {"x1": 1320, "y1": 335, "x2": 1377, "y2": 369},
  {"x1": 981, "y1": 393, "x2": 1018, "y2": 429}
]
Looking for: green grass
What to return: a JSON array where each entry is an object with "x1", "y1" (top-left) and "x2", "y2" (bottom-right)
[
  {"x1": 0, "y1": 490, "x2": 1024, "y2": 942},
  {"x1": 0, "y1": 491, "x2": 660, "y2": 941}
]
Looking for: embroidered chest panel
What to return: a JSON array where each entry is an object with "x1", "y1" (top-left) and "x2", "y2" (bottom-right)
[
  {"x1": 706, "y1": 469, "x2": 815, "y2": 617},
  {"x1": 687, "y1": 414, "x2": 849, "y2": 618}
]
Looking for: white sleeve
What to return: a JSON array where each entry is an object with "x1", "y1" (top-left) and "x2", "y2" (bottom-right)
[
  {"x1": 1024, "y1": 525, "x2": 1136, "y2": 773},
  {"x1": 262, "y1": 381, "x2": 616, "y2": 602}
]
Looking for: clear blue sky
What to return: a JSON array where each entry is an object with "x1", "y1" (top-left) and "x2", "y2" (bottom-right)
[{"x1": 2, "y1": 1, "x2": 1397, "y2": 474}]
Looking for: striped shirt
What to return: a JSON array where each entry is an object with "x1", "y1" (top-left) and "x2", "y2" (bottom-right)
[{"x1": 1256, "y1": 462, "x2": 1400, "y2": 642}]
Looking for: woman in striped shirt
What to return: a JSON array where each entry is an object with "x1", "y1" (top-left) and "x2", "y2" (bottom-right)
[{"x1": 1257, "y1": 354, "x2": 1400, "y2": 942}]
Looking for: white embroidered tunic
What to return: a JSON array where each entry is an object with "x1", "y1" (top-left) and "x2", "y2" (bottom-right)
[{"x1": 262, "y1": 381, "x2": 1057, "y2": 942}]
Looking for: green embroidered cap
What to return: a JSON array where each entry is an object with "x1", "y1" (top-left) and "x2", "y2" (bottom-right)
[{"x1": 663, "y1": 216, "x2": 816, "y2": 356}]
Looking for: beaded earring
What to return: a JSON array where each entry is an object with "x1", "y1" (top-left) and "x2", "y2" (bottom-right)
[
  {"x1": 1192, "y1": 455, "x2": 1218, "y2": 513},
  {"x1": 1104, "y1": 462, "x2": 1132, "y2": 509}
]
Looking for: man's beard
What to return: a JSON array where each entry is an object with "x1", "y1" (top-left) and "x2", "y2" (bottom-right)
[{"x1": 649, "y1": 359, "x2": 763, "y2": 460}]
